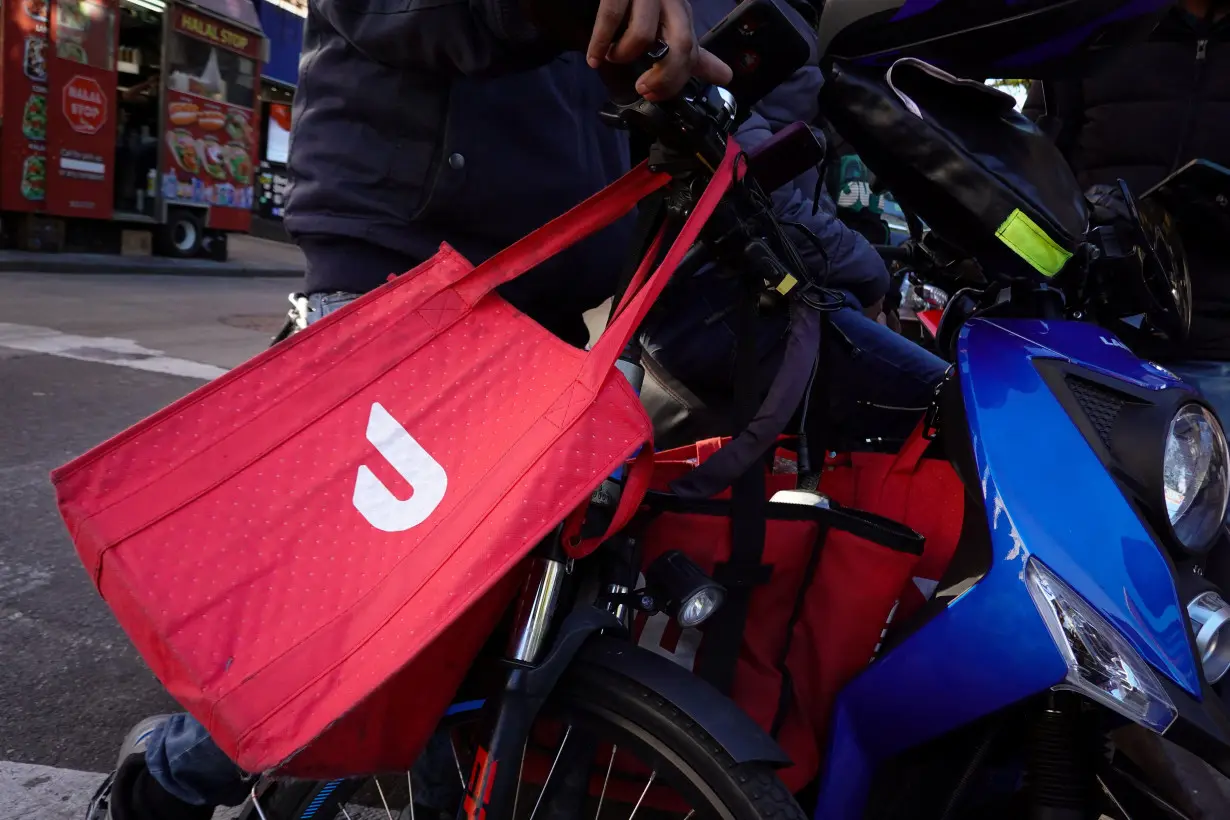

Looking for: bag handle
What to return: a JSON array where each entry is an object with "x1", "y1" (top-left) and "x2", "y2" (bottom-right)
[
  {"x1": 563, "y1": 447, "x2": 655, "y2": 559},
  {"x1": 453, "y1": 162, "x2": 672, "y2": 302},
  {"x1": 889, "y1": 419, "x2": 932, "y2": 476},
  {"x1": 453, "y1": 138, "x2": 740, "y2": 389},
  {"x1": 582, "y1": 140, "x2": 743, "y2": 390},
  {"x1": 606, "y1": 225, "x2": 667, "y2": 328},
  {"x1": 872, "y1": 418, "x2": 934, "y2": 525}
]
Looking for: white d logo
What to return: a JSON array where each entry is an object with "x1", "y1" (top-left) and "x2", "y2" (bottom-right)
[{"x1": 352, "y1": 402, "x2": 448, "y2": 532}]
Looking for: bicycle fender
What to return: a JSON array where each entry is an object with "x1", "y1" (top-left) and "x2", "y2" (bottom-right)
[{"x1": 577, "y1": 635, "x2": 793, "y2": 767}]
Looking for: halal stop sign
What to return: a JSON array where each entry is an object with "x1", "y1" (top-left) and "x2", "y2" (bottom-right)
[{"x1": 63, "y1": 76, "x2": 108, "y2": 135}]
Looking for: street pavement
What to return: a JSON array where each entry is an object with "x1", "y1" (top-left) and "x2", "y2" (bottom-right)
[
  {"x1": 0, "y1": 271, "x2": 291, "y2": 819},
  {"x1": 0, "y1": 235, "x2": 304, "y2": 277}
]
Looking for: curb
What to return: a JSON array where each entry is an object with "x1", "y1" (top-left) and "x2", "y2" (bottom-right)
[{"x1": 0, "y1": 255, "x2": 302, "y2": 278}]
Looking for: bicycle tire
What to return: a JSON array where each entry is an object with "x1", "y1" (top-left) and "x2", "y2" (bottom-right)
[{"x1": 242, "y1": 660, "x2": 806, "y2": 820}]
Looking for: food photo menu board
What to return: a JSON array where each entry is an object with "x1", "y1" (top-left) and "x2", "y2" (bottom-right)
[
  {"x1": 45, "y1": 0, "x2": 117, "y2": 217},
  {"x1": 2, "y1": 0, "x2": 53, "y2": 209},
  {"x1": 53, "y1": 0, "x2": 115, "y2": 68},
  {"x1": 1, "y1": 0, "x2": 117, "y2": 216},
  {"x1": 160, "y1": 6, "x2": 261, "y2": 232},
  {"x1": 163, "y1": 91, "x2": 256, "y2": 210}
]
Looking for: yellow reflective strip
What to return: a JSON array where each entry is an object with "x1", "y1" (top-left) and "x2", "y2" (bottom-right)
[
  {"x1": 775, "y1": 274, "x2": 798, "y2": 295},
  {"x1": 995, "y1": 209, "x2": 1072, "y2": 278}
]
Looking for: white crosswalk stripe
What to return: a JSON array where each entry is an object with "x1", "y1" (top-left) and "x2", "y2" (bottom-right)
[{"x1": 0, "y1": 323, "x2": 228, "y2": 381}]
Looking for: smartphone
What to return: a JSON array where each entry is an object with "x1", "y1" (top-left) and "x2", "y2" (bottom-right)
[{"x1": 700, "y1": 0, "x2": 815, "y2": 111}]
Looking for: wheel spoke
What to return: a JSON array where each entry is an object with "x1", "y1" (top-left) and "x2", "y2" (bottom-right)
[
  {"x1": 248, "y1": 784, "x2": 270, "y2": 820},
  {"x1": 375, "y1": 777, "x2": 394, "y2": 820},
  {"x1": 595, "y1": 745, "x2": 618, "y2": 820},
  {"x1": 512, "y1": 740, "x2": 527, "y2": 820},
  {"x1": 627, "y1": 771, "x2": 656, "y2": 820},
  {"x1": 407, "y1": 771, "x2": 416, "y2": 820},
  {"x1": 529, "y1": 724, "x2": 573, "y2": 820},
  {"x1": 339, "y1": 806, "x2": 354, "y2": 820},
  {"x1": 450, "y1": 732, "x2": 468, "y2": 790}
]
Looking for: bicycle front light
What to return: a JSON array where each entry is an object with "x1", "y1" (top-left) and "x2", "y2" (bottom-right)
[
  {"x1": 646, "y1": 551, "x2": 726, "y2": 629},
  {"x1": 1164, "y1": 403, "x2": 1229, "y2": 552},
  {"x1": 1027, "y1": 559, "x2": 1177, "y2": 733}
]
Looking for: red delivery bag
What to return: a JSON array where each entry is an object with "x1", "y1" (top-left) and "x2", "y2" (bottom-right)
[
  {"x1": 525, "y1": 437, "x2": 925, "y2": 807},
  {"x1": 790, "y1": 426, "x2": 963, "y2": 749},
  {"x1": 820, "y1": 420, "x2": 965, "y2": 624},
  {"x1": 51, "y1": 142, "x2": 742, "y2": 776}
]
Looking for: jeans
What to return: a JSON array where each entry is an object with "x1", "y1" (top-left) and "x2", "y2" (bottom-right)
[
  {"x1": 820, "y1": 305, "x2": 952, "y2": 446},
  {"x1": 1169, "y1": 360, "x2": 1230, "y2": 424},
  {"x1": 144, "y1": 291, "x2": 360, "y2": 807}
]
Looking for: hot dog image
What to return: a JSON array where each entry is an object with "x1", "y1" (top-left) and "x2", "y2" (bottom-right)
[
  {"x1": 198, "y1": 109, "x2": 226, "y2": 132},
  {"x1": 168, "y1": 102, "x2": 199, "y2": 127}
]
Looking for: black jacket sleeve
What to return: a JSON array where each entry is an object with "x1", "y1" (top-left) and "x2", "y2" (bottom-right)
[{"x1": 313, "y1": 0, "x2": 558, "y2": 75}]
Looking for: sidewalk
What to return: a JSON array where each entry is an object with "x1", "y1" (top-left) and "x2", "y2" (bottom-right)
[{"x1": 0, "y1": 234, "x2": 304, "y2": 278}]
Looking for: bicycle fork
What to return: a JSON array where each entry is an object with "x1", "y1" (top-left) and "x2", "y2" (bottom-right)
[
  {"x1": 459, "y1": 351, "x2": 643, "y2": 820},
  {"x1": 458, "y1": 531, "x2": 622, "y2": 820}
]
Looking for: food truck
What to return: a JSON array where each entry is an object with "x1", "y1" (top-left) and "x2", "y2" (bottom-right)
[{"x1": 0, "y1": 0, "x2": 266, "y2": 258}]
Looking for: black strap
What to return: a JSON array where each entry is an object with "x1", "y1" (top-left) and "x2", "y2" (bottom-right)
[
  {"x1": 696, "y1": 286, "x2": 771, "y2": 694},
  {"x1": 669, "y1": 299, "x2": 821, "y2": 499},
  {"x1": 640, "y1": 492, "x2": 925, "y2": 557},
  {"x1": 798, "y1": 310, "x2": 834, "y2": 490}
]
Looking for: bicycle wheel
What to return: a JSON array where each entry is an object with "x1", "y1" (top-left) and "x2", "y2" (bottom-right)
[{"x1": 243, "y1": 661, "x2": 805, "y2": 820}]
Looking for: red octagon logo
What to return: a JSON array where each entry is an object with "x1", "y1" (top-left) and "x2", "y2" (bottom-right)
[{"x1": 63, "y1": 75, "x2": 108, "y2": 135}]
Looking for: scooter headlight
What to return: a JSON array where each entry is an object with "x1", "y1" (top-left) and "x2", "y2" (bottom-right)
[
  {"x1": 1027, "y1": 559, "x2": 1176, "y2": 733},
  {"x1": 1187, "y1": 590, "x2": 1230, "y2": 684},
  {"x1": 1164, "y1": 403, "x2": 1229, "y2": 551}
]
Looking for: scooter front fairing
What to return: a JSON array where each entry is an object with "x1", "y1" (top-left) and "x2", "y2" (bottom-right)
[{"x1": 815, "y1": 317, "x2": 1230, "y2": 819}]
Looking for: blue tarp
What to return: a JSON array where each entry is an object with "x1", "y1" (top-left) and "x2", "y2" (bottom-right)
[{"x1": 255, "y1": 0, "x2": 304, "y2": 87}]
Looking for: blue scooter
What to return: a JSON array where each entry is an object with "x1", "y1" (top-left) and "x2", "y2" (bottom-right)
[{"x1": 814, "y1": 36, "x2": 1230, "y2": 820}]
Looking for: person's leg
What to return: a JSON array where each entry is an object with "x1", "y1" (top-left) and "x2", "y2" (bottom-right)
[
  {"x1": 818, "y1": 305, "x2": 950, "y2": 448},
  {"x1": 142, "y1": 715, "x2": 250, "y2": 807},
  {"x1": 307, "y1": 290, "x2": 362, "y2": 321},
  {"x1": 87, "y1": 715, "x2": 222, "y2": 820}
]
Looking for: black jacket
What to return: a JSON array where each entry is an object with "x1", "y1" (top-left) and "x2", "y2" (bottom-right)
[
  {"x1": 1024, "y1": 5, "x2": 1230, "y2": 358},
  {"x1": 284, "y1": 0, "x2": 633, "y2": 326}
]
